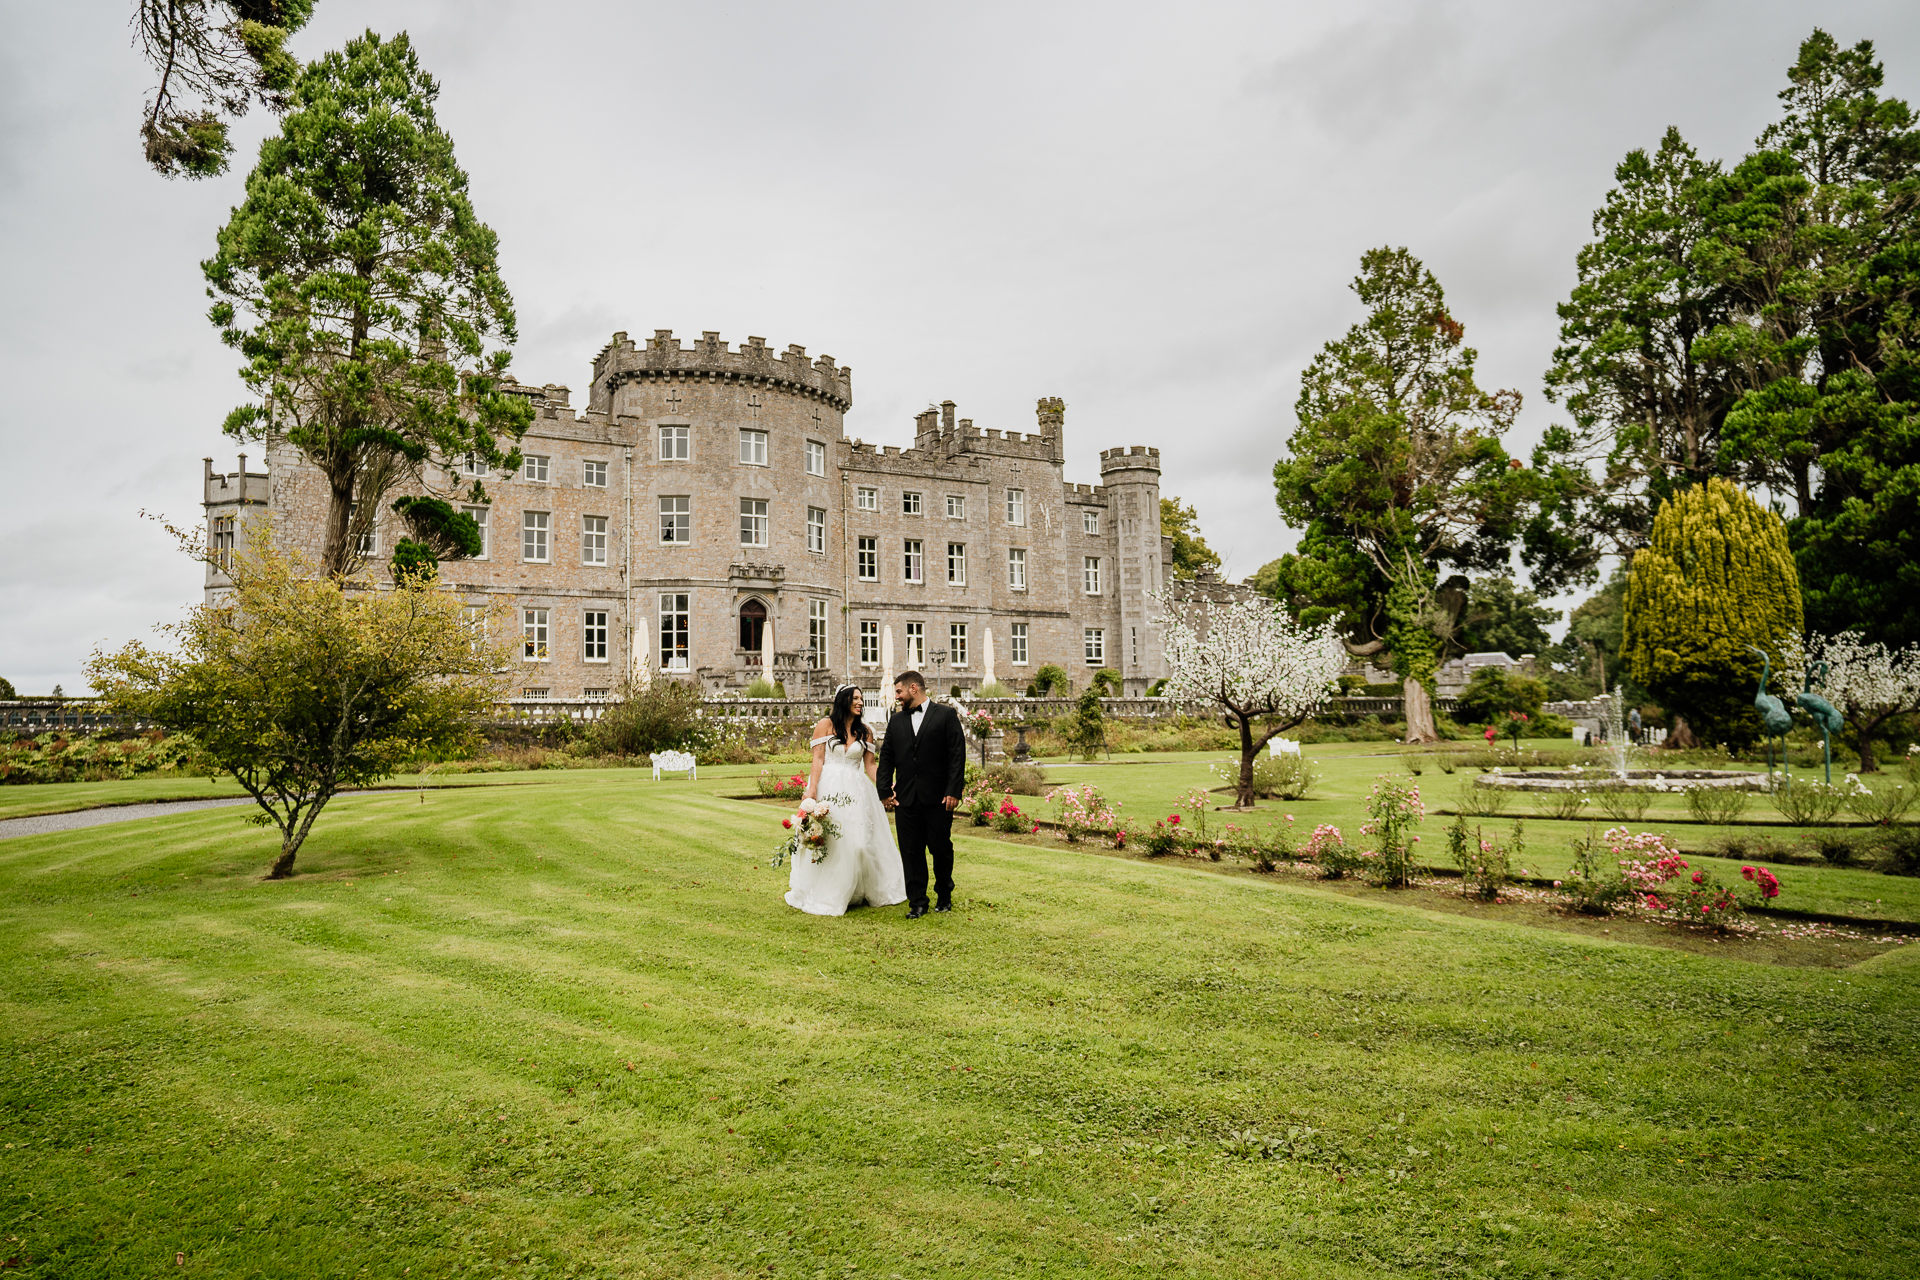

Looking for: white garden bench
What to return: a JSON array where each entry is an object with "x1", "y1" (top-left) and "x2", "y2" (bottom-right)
[{"x1": 650, "y1": 750, "x2": 697, "y2": 781}]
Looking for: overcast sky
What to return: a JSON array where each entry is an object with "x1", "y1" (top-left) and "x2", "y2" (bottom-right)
[{"x1": 3, "y1": 1, "x2": 1917, "y2": 695}]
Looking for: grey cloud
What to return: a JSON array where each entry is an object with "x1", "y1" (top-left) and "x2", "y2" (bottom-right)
[{"x1": 4, "y1": 0, "x2": 1919, "y2": 690}]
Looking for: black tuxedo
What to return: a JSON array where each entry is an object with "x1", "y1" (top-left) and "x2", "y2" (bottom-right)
[{"x1": 876, "y1": 698, "x2": 968, "y2": 909}]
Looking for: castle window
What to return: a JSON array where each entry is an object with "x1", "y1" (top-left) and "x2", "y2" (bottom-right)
[
  {"x1": 857, "y1": 536, "x2": 877, "y2": 581},
  {"x1": 462, "y1": 505, "x2": 490, "y2": 559},
  {"x1": 1131, "y1": 625, "x2": 1139, "y2": 668},
  {"x1": 1082, "y1": 509, "x2": 1099, "y2": 535},
  {"x1": 348, "y1": 503, "x2": 375, "y2": 556},
  {"x1": 659, "y1": 425, "x2": 690, "y2": 461},
  {"x1": 461, "y1": 604, "x2": 488, "y2": 647},
  {"x1": 808, "y1": 600, "x2": 828, "y2": 667},
  {"x1": 739, "y1": 429, "x2": 768, "y2": 466},
  {"x1": 522, "y1": 511, "x2": 550, "y2": 562},
  {"x1": 584, "y1": 460, "x2": 608, "y2": 487},
  {"x1": 902, "y1": 491, "x2": 923, "y2": 516},
  {"x1": 739, "y1": 598, "x2": 767, "y2": 652},
  {"x1": 903, "y1": 539, "x2": 923, "y2": 584},
  {"x1": 739, "y1": 499, "x2": 769, "y2": 547},
  {"x1": 521, "y1": 687, "x2": 550, "y2": 700},
  {"x1": 1006, "y1": 488, "x2": 1026, "y2": 526},
  {"x1": 584, "y1": 687, "x2": 611, "y2": 700},
  {"x1": 859, "y1": 620, "x2": 879, "y2": 667},
  {"x1": 1007, "y1": 548, "x2": 1026, "y2": 590},
  {"x1": 659, "y1": 496, "x2": 690, "y2": 544},
  {"x1": 807, "y1": 507, "x2": 827, "y2": 555},
  {"x1": 660, "y1": 593, "x2": 689, "y2": 670},
  {"x1": 1010, "y1": 623, "x2": 1029, "y2": 666},
  {"x1": 1083, "y1": 556, "x2": 1102, "y2": 595},
  {"x1": 904, "y1": 621, "x2": 926, "y2": 668},
  {"x1": 523, "y1": 608, "x2": 550, "y2": 661},
  {"x1": 582, "y1": 515, "x2": 609, "y2": 565},
  {"x1": 524, "y1": 454, "x2": 551, "y2": 483},
  {"x1": 949, "y1": 623, "x2": 968, "y2": 668},
  {"x1": 460, "y1": 452, "x2": 487, "y2": 476},
  {"x1": 583, "y1": 610, "x2": 609, "y2": 662},
  {"x1": 856, "y1": 486, "x2": 877, "y2": 512},
  {"x1": 806, "y1": 441, "x2": 826, "y2": 476},
  {"x1": 946, "y1": 542, "x2": 966, "y2": 586},
  {"x1": 945, "y1": 494, "x2": 965, "y2": 519},
  {"x1": 209, "y1": 516, "x2": 235, "y2": 571},
  {"x1": 1084, "y1": 628, "x2": 1105, "y2": 665}
]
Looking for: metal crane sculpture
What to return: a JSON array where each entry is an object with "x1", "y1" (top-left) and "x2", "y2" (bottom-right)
[
  {"x1": 1746, "y1": 645, "x2": 1795, "y2": 789},
  {"x1": 1795, "y1": 661, "x2": 1845, "y2": 785}
]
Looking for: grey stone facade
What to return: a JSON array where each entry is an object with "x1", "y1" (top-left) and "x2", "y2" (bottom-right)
[{"x1": 203, "y1": 329, "x2": 1176, "y2": 697}]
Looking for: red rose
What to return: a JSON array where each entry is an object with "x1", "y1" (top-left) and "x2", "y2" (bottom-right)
[{"x1": 782, "y1": 818, "x2": 793, "y2": 829}]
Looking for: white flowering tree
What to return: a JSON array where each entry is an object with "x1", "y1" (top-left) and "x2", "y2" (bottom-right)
[
  {"x1": 1157, "y1": 594, "x2": 1347, "y2": 809},
  {"x1": 1784, "y1": 633, "x2": 1920, "y2": 773}
]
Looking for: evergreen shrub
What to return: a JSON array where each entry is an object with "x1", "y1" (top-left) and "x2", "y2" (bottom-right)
[{"x1": 1622, "y1": 478, "x2": 1803, "y2": 747}]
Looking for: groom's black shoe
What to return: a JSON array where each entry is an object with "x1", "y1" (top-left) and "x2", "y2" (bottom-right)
[
  {"x1": 907, "y1": 904, "x2": 929, "y2": 920},
  {"x1": 934, "y1": 900, "x2": 952, "y2": 913}
]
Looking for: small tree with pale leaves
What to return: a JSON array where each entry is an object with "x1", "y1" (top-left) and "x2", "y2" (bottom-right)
[
  {"x1": 1157, "y1": 594, "x2": 1346, "y2": 809},
  {"x1": 1784, "y1": 633, "x2": 1920, "y2": 773},
  {"x1": 87, "y1": 527, "x2": 509, "y2": 879}
]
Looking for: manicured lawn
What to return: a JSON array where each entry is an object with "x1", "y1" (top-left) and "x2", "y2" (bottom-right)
[
  {"x1": 2, "y1": 760, "x2": 1916, "y2": 1278},
  {"x1": 0, "y1": 769, "x2": 588, "y2": 822}
]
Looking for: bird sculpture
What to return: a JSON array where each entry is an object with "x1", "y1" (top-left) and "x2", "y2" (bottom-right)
[
  {"x1": 1795, "y1": 661, "x2": 1845, "y2": 785},
  {"x1": 1746, "y1": 645, "x2": 1796, "y2": 789}
]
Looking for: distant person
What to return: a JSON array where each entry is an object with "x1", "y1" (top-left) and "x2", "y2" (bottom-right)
[{"x1": 1629, "y1": 706, "x2": 1643, "y2": 745}]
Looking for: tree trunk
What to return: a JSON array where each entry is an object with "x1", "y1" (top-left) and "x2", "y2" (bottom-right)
[
  {"x1": 1402, "y1": 677, "x2": 1438, "y2": 744},
  {"x1": 321, "y1": 468, "x2": 356, "y2": 577},
  {"x1": 1235, "y1": 714, "x2": 1257, "y2": 810},
  {"x1": 263, "y1": 791, "x2": 332, "y2": 879},
  {"x1": 1851, "y1": 713, "x2": 1879, "y2": 773}
]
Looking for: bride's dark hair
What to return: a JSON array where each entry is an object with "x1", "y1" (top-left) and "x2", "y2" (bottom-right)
[{"x1": 829, "y1": 685, "x2": 872, "y2": 746}]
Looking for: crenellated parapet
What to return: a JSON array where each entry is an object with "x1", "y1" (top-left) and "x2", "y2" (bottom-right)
[
  {"x1": 839, "y1": 438, "x2": 992, "y2": 481},
  {"x1": 203, "y1": 455, "x2": 269, "y2": 507},
  {"x1": 908, "y1": 395, "x2": 1065, "y2": 464},
  {"x1": 1098, "y1": 445, "x2": 1161, "y2": 477},
  {"x1": 590, "y1": 329, "x2": 852, "y2": 412}
]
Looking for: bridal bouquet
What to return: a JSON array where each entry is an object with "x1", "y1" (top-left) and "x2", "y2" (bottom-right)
[{"x1": 769, "y1": 792, "x2": 851, "y2": 868}]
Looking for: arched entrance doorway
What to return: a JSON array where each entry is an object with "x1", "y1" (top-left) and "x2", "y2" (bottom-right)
[{"x1": 738, "y1": 598, "x2": 767, "y2": 653}]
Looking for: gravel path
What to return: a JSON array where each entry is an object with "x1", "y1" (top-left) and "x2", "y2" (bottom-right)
[{"x1": 0, "y1": 797, "x2": 256, "y2": 841}]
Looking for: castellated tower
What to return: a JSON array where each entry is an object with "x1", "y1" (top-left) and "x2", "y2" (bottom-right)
[
  {"x1": 590, "y1": 329, "x2": 854, "y2": 688},
  {"x1": 1099, "y1": 445, "x2": 1166, "y2": 690}
]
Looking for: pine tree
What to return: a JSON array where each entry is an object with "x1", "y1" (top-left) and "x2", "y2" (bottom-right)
[
  {"x1": 1622, "y1": 478, "x2": 1803, "y2": 746},
  {"x1": 204, "y1": 31, "x2": 531, "y2": 578}
]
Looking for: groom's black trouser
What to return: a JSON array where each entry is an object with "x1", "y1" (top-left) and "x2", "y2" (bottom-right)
[{"x1": 895, "y1": 801, "x2": 955, "y2": 909}]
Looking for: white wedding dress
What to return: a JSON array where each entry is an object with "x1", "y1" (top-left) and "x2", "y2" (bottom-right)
[{"x1": 784, "y1": 736, "x2": 909, "y2": 916}]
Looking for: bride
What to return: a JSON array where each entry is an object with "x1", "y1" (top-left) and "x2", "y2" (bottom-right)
[{"x1": 785, "y1": 685, "x2": 909, "y2": 916}]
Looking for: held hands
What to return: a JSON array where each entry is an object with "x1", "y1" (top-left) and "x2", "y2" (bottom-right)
[{"x1": 882, "y1": 796, "x2": 898, "y2": 811}]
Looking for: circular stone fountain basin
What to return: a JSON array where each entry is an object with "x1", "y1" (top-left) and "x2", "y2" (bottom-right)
[{"x1": 1476, "y1": 769, "x2": 1764, "y2": 793}]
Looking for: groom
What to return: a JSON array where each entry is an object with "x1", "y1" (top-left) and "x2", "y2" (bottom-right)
[{"x1": 875, "y1": 671, "x2": 968, "y2": 919}]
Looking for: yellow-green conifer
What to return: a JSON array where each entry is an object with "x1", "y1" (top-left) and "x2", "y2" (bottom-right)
[{"x1": 1622, "y1": 477, "x2": 1802, "y2": 745}]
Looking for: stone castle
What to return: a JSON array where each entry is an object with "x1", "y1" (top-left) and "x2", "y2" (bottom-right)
[{"x1": 202, "y1": 329, "x2": 1183, "y2": 698}]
